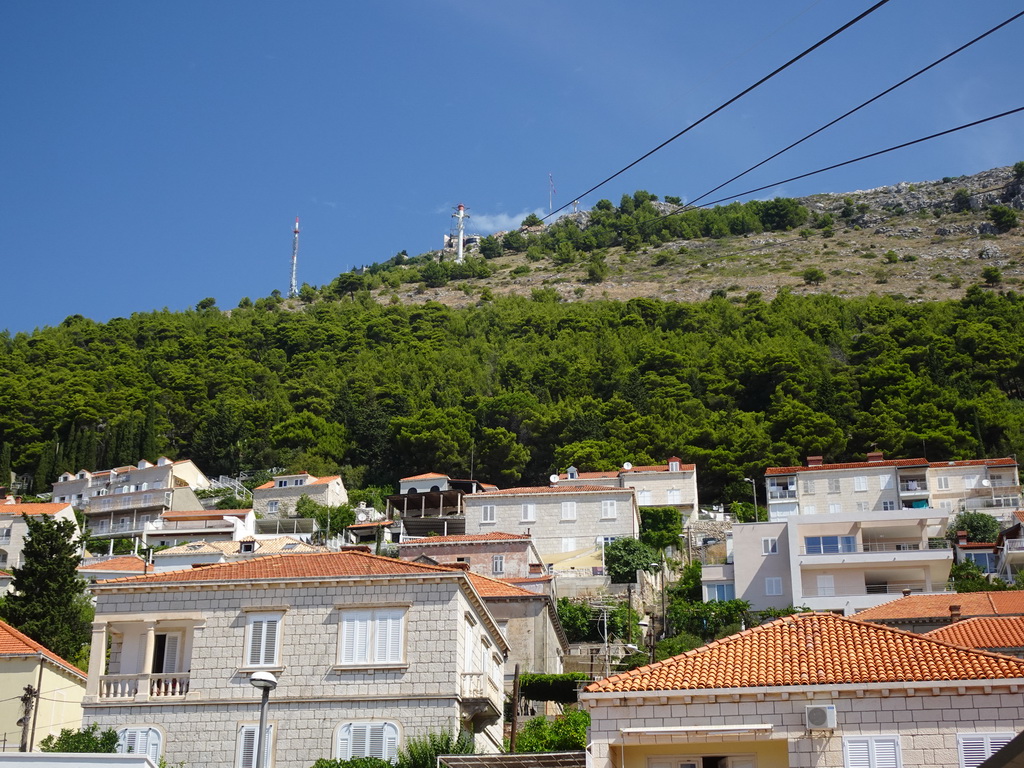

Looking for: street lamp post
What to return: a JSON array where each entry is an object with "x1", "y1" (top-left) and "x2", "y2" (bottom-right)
[
  {"x1": 744, "y1": 477, "x2": 759, "y2": 520},
  {"x1": 250, "y1": 671, "x2": 277, "y2": 768}
]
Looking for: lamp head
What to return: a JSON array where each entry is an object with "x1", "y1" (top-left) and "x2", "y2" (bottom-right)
[{"x1": 250, "y1": 671, "x2": 278, "y2": 691}]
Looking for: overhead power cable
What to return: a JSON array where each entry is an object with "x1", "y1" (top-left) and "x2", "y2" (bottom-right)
[
  {"x1": 544, "y1": 0, "x2": 893, "y2": 220},
  {"x1": 688, "y1": 9, "x2": 1024, "y2": 207},
  {"x1": 698, "y1": 106, "x2": 1024, "y2": 208}
]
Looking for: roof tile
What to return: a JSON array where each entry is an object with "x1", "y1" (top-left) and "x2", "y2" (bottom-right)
[
  {"x1": 924, "y1": 617, "x2": 1024, "y2": 649},
  {"x1": 0, "y1": 619, "x2": 87, "y2": 680},
  {"x1": 855, "y1": 591, "x2": 1024, "y2": 621}
]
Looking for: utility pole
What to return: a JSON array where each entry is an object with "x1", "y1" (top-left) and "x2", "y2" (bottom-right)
[
  {"x1": 509, "y1": 664, "x2": 521, "y2": 752},
  {"x1": 18, "y1": 685, "x2": 35, "y2": 752},
  {"x1": 289, "y1": 217, "x2": 300, "y2": 299},
  {"x1": 451, "y1": 205, "x2": 469, "y2": 264}
]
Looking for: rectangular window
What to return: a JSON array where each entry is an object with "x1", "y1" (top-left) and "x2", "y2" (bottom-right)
[
  {"x1": 965, "y1": 552, "x2": 997, "y2": 574},
  {"x1": 937, "y1": 476, "x2": 951, "y2": 490},
  {"x1": 245, "y1": 612, "x2": 282, "y2": 667},
  {"x1": 337, "y1": 723, "x2": 398, "y2": 762},
  {"x1": 879, "y1": 474, "x2": 894, "y2": 490},
  {"x1": 856, "y1": 501, "x2": 868, "y2": 513},
  {"x1": 0, "y1": 528, "x2": 11, "y2": 544},
  {"x1": 765, "y1": 577, "x2": 783, "y2": 596},
  {"x1": 805, "y1": 536, "x2": 856, "y2": 555},
  {"x1": 238, "y1": 724, "x2": 273, "y2": 768},
  {"x1": 481, "y1": 505, "x2": 495, "y2": 523},
  {"x1": 601, "y1": 500, "x2": 617, "y2": 520},
  {"x1": 267, "y1": 501, "x2": 279, "y2": 515},
  {"x1": 276, "y1": 480, "x2": 287, "y2": 488},
  {"x1": 561, "y1": 537, "x2": 577, "y2": 553},
  {"x1": 707, "y1": 583, "x2": 736, "y2": 601},
  {"x1": 965, "y1": 475, "x2": 980, "y2": 490},
  {"x1": 854, "y1": 476, "x2": 868, "y2": 492},
  {"x1": 939, "y1": 500, "x2": 953, "y2": 511},
  {"x1": 521, "y1": 503, "x2": 536, "y2": 523},
  {"x1": 958, "y1": 733, "x2": 1013, "y2": 768},
  {"x1": 828, "y1": 478, "x2": 841, "y2": 494},
  {"x1": 803, "y1": 479, "x2": 816, "y2": 494},
  {"x1": 882, "y1": 500, "x2": 896, "y2": 511},
  {"x1": 762, "y1": 537, "x2": 778, "y2": 555},
  {"x1": 339, "y1": 608, "x2": 405, "y2": 665},
  {"x1": 667, "y1": 488, "x2": 681, "y2": 504},
  {"x1": 637, "y1": 490, "x2": 652, "y2": 506},
  {"x1": 802, "y1": 504, "x2": 817, "y2": 515},
  {"x1": 828, "y1": 503, "x2": 842, "y2": 515},
  {"x1": 294, "y1": 478, "x2": 305, "y2": 486},
  {"x1": 492, "y1": 555, "x2": 504, "y2": 575},
  {"x1": 560, "y1": 501, "x2": 576, "y2": 521},
  {"x1": 843, "y1": 735, "x2": 900, "y2": 768}
]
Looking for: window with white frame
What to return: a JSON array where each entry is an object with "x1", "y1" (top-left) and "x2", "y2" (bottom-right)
[
  {"x1": 521, "y1": 503, "x2": 536, "y2": 523},
  {"x1": 335, "y1": 722, "x2": 399, "y2": 763},
  {"x1": 492, "y1": 555, "x2": 504, "y2": 575},
  {"x1": 237, "y1": 724, "x2": 273, "y2": 768},
  {"x1": 666, "y1": 488, "x2": 681, "y2": 504},
  {"x1": 481, "y1": 504, "x2": 495, "y2": 523},
  {"x1": 958, "y1": 733, "x2": 1013, "y2": 768},
  {"x1": 802, "y1": 504, "x2": 817, "y2": 515},
  {"x1": 936, "y1": 476, "x2": 950, "y2": 490},
  {"x1": 762, "y1": 537, "x2": 778, "y2": 555},
  {"x1": 0, "y1": 527, "x2": 10, "y2": 544},
  {"x1": 939, "y1": 499, "x2": 953, "y2": 511},
  {"x1": 706, "y1": 583, "x2": 735, "y2": 601},
  {"x1": 879, "y1": 474, "x2": 894, "y2": 490},
  {"x1": 561, "y1": 501, "x2": 576, "y2": 521},
  {"x1": 637, "y1": 489, "x2": 652, "y2": 506},
  {"x1": 882, "y1": 500, "x2": 896, "y2": 511},
  {"x1": 856, "y1": 501, "x2": 868, "y2": 513},
  {"x1": 854, "y1": 476, "x2": 868, "y2": 492},
  {"x1": 117, "y1": 727, "x2": 162, "y2": 761},
  {"x1": 965, "y1": 474, "x2": 980, "y2": 489},
  {"x1": 803, "y1": 479, "x2": 816, "y2": 494},
  {"x1": 828, "y1": 478, "x2": 841, "y2": 493},
  {"x1": 561, "y1": 537, "x2": 577, "y2": 552},
  {"x1": 267, "y1": 501, "x2": 279, "y2": 515},
  {"x1": 843, "y1": 735, "x2": 900, "y2": 768},
  {"x1": 601, "y1": 500, "x2": 617, "y2": 519},
  {"x1": 338, "y1": 608, "x2": 405, "y2": 666},
  {"x1": 276, "y1": 480, "x2": 288, "y2": 488},
  {"x1": 245, "y1": 612, "x2": 282, "y2": 667},
  {"x1": 828, "y1": 503, "x2": 842, "y2": 515},
  {"x1": 765, "y1": 577, "x2": 783, "y2": 596}
]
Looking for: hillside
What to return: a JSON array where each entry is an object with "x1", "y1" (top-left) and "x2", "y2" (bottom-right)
[{"x1": 340, "y1": 164, "x2": 1023, "y2": 308}]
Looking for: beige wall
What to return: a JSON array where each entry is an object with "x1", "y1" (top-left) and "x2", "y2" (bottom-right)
[
  {"x1": 84, "y1": 575, "x2": 504, "y2": 767},
  {"x1": 398, "y1": 540, "x2": 539, "y2": 579},
  {"x1": 0, "y1": 656, "x2": 86, "y2": 752},
  {"x1": 253, "y1": 477, "x2": 347, "y2": 518},
  {"x1": 584, "y1": 681, "x2": 1024, "y2": 768},
  {"x1": 0, "y1": 508, "x2": 78, "y2": 570},
  {"x1": 484, "y1": 596, "x2": 565, "y2": 683}
]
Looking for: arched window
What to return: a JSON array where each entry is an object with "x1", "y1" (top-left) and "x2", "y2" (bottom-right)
[
  {"x1": 117, "y1": 727, "x2": 162, "y2": 761},
  {"x1": 335, "y1": 722, "x2": 399, "y2": 762}
]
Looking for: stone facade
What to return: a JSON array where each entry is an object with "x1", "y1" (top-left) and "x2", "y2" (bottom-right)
[
  {"x1": 583, "y1": 682, "x2": 1024, "y2": 768},
  {"x1": 84, "y1": 569, "x2": 505, "y2": 767},
  {"x1": 252, "y1": 473, "x2": 348, "y2": 518}
]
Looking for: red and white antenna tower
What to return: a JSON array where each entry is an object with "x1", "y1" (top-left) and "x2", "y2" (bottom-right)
[
  {"x1": 451, "y1": 204, "x2": 469, "y2": 264},
  {"x1": 289, "y1": 217, "x2": 300, "y2": 298}
]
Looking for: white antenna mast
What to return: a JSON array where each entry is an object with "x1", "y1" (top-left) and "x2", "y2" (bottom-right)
[
  {"x1": 289, "y1": 217, "x2": 300, "y2": 298},
  {"x1": 549, "y1": 173, "x2": 556, "y2": 214},
  {"x1": 451, "y1": 204, "x2": 469, "y2": 264}
]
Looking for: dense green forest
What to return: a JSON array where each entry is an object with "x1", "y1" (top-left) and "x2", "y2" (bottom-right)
[{"x1": 3, "y1": 284, "x2": 1024, "y2": 505}]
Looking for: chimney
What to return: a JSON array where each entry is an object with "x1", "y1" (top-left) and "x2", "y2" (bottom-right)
[
  {"x1": 866, "y1": 451, "x2": 884, "y2": 463},
  {"x1": 806, "y1": 456, "x2": 823, "y2": 467},
  {"x1": 949, "y1": 604, "x2": 962, "y2": 621},
  {"x1": 957, "y1": 530, "x2": 968, "y2": 547}
]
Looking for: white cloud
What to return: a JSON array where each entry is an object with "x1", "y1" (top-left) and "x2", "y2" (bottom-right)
[{"x1": 471, "y1": 208, "x2": 546, "y2": 234}]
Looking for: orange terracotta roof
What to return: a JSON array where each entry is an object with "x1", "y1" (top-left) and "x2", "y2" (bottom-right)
[
  {"x1": 80, "y1": 556, "x2": 147, "y2": 572},
  {"x1": 399, "y1": 532, "x2": 532, "y2": 545},
  {"x1": 0, "y1": 502, "x2": 73, "y2": 516},
  {"x1": 558, "y1": 471, "x2": 618, "y2": 480},
  {"x1": 1014, "y1": 510, "x2": 1024, "y2": 525},
  {"x1": 924, "y1": 617, "x2": 1024, "y2": 649},
  {"x1": 401, "y1": 473, "x2": 450, "y2": 481},
  {"x1": 254, "y1": 481, "x2": 274, "y2": 490},
  {"x1": 930, "y1": 458, "x2": 1018, "y2": 468},
  {"x1": 957, "y1": 542, "x2": 996, "y2": 549},
  {"x1": 98, "y1": 549, "x2": 474, "y2": 585},
  {"x1": 474, "y1": 485, "x2": 631, "y2": 496},
  {"x1": 855, "y1": 592, "x2": 1024, "y2": 622},
  {"x1": 766, "y1": 458, "x2": 927, "y2": 475},
  {"x1": 154, "y1": 538, "x2": 325, "y2": 556},
  {"x1": 623, "y1": 464, "x2": 696, "y2": 473},
  {"x1": 0, "y1": 619, "x2": 87, "y2": 681},
  {"x1": 466, "y1": 572, "x2": 538, "y2": 598},
  {"x1": 346, "y1": 520, "x2": 393, "y2": 529},
  {"x1": 309, "y1": 475, "x2": 340, "y2": 486},
  {"x1": 585, "y1": 612, "x2": 1024, "y2": 693}
]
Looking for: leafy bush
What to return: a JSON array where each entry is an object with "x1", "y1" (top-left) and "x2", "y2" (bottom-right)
[
  {"x1": 514, "y1": 709, "x2": 590, "y2": 753},
  {"x1": 989, "y1": 205, "x2": 1018, "y2": 232},
  {"x1": 39, "y1": 723, "x2": 118, "y2": 753},
  {"x1": 801, "y1": 267, "x2": 826, "y2": 285},
  {"x1": 982, "y1": 266, "x2": 1003, "y2": 285},
  {"x1": 604, "y1": 538, "x2": 659, "y2": 583},
  {"x1": 952, "y1": 188, "x2": 972, "y2": 212}
]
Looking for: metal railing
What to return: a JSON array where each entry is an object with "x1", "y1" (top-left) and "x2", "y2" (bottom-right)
[
  {"x1": 801, "y1": 540, "x2": 950, "y2": 555},
  {"x1": 767, "y1": 489, "x2": 797, "y2": 500},
  {"x1": 899, "y1": 481, "x2": 928, "y2": 493},
  {"x1": 804, "y1": 582, "x2": 946, "y2": 598}
]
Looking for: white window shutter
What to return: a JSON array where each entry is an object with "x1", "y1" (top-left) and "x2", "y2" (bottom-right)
[
  {"x1": 239, "y1": 726, "x2": 257, "y2": 768},
  {"x1": 342, "y1": 611, "x2": 370, "y2": 664},
  {"x1": 873, "y1": 737, "x2": 899, "y2": 768},
  {"x1": 162, "y1": 634, "x2": 179, "y2": 674},
  {"x1": 384, "y1": 723, "x2": 399, "y2": 761},
  {"x1": 376, "y1": 610, "x2": 403, "y2": 663},
  {"x1": 960, "y1": 736, "x2": 988, "y2": 768},
  {"x1": 351, "y1": 724, "x2": 369, "y2": 757},
  {"x1": 845, "y1": 738, "x2": 871, "y2": 768},
  {"x1": 262, "y1": 619, "x2": 278, "y2": 665},
  {"x1": 248, "y1": 621, "x2": 264, "y2": 666},
  {"x1": 368, "y1": 724, "x2": 385, "y2": 758},
  {"x1": 337, "y1": 724, "x2": 351, "y2": 759}
]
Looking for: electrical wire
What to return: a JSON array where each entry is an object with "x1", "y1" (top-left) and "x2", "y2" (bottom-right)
[
  {"x1": 544, "y1": 0, "x2": 894, "y2": 220},
  {"x1": 687, "y1": 9, "x2": 1024, "y2": 208}
]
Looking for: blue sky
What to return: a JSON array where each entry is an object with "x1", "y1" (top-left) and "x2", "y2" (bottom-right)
[{"x1": 2, "y1": 1, "x2": 1022, "y2": 333}]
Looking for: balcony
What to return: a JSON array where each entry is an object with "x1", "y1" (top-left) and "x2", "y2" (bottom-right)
[
  {"x1": 98, "y1": 672, "x2": 190, "y2": 701},
  {"x1": 459, "y1": 672, "x2": 502, "y2": 725},
  {"x1": 801, "y1": 540, "x2": 950, "y2": 556},
  {"x1": 767, "y1": 489, "x2": 797, "y2": 500},
  {"x1": 898, "y1": 480, "x2": 928, "y2": 494}
]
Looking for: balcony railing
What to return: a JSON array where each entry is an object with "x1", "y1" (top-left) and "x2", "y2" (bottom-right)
[
  {"x1": 98, "y1": 673, "x2": 190, "y2": 700},
  {"x1": 899, "y1": 481, "x2": 928, "y2": 493},
  {"x1": 1004, "y1": 539, "x2": 1024, "y2": 553},
  {"x1": 460, "y1": 672, "x2": 500, "y2": 700},
  {"x1": 801, "y1": 541, "x2": 950, "y2": 555},
  {"x1": 148, "y1": 519, "x2": 234, "y2": 532},
  {"x1": 804, "y1": 582, "x2": 947, "y2": 598},
  {"x1": 767, "y1": 489, "x2": 797, "y2": 500}
]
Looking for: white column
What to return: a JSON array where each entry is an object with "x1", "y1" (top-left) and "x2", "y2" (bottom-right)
[
  {"x1": 138, "y1": 622, "x2": 156, "y2": 701},
  {"x1": 85, "y1": 623, "x2": 107, "y2": 697}
]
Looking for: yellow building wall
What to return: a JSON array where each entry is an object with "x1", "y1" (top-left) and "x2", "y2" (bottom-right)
[{"x1": 0, "y1": 656, "x2": 86, "y2": 751}]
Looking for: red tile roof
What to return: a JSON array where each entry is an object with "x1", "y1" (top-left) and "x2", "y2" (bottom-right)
[
  {"x1": 924, "y1": 617, "x2": 1024, "y2": 649},
  {"x1": 80, "y1": 556, "x2": 147, "y2": 572},
  {"x1": 399, "y1": 532, "x2": 532, "y2": 545},
  {"x1": 401, "y1": 473, "x2": 450, "y2": 481},
  {"x1": 766, "y1": 456, "x2": 1017, "y2": 476},
  {"x1": 558, "y1": 471, "x2": 618, "y2": 480},
  {"x1": 466, "y1": 572, "x2": 538, "y2": 598},
  {"x1": 585, "y1": 612, "x2": 1024, "y2": 693},
  {"x1": 855, "y1": 592, "x2": 1024, "y2": 622},
  {"x1": 98, "y1": 550, "x2": 472, "y2": 585},
  {"x1": 0, "y1": 502, "x2": 73, "y2": 517},
  {"x1": 0, "y1": 619, "x2": 87, "y2": 680},
  {"x1": 346, "y1": 520, "x2": 393, "y2": 529},
  {"x1": 474, "y1": 485, "x2": 631, "y2": 496}
]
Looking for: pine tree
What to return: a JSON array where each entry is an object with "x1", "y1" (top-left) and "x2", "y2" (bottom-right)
[{"x1": 0, "y1": 514, "x2": 92, "y2": 667}]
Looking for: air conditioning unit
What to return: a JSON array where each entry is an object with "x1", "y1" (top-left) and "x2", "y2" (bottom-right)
[{"x1": 805, "y1": 704, "x2": 837, "y2": 730}]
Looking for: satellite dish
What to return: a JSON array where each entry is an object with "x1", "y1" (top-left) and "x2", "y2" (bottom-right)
[
  {"x1": 981, "y1": 479, "x2": 991, "y2": 487},
  {"x1": 622, "y1": 462, "x2": 633, "y2": 470},
  {"x1": 357, "y1": 513, "x2": 367, "y2": 522},
  {"x1": 549, "y1": 474, "x2": 560, "y2": 484}
]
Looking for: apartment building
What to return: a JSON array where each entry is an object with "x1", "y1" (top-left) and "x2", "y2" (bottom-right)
[
  {"x1": 462, "y1": 485, "x2": 639, "y2": 564},
  {"x1": 0, "y1": 501, "x2": 78, "y2": 571},
  {"x1": 386, "y1": 473, "x2": 498, "y2": 539},
  {"x1": 251, "y1": 471, "x2": 348, "y2": 518},
  {"x1": 52, "y1": 458, "x2": 210, "y2": 544},
  {"x1": 396, "y1": 532, "x2": 545, "y2": 580},
  {"x1": 555, "y1": 457, "x2": 699, "y2": 523},
  {"x1": 82, "y1": 551, "x2": 507, "y2": 767}
]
